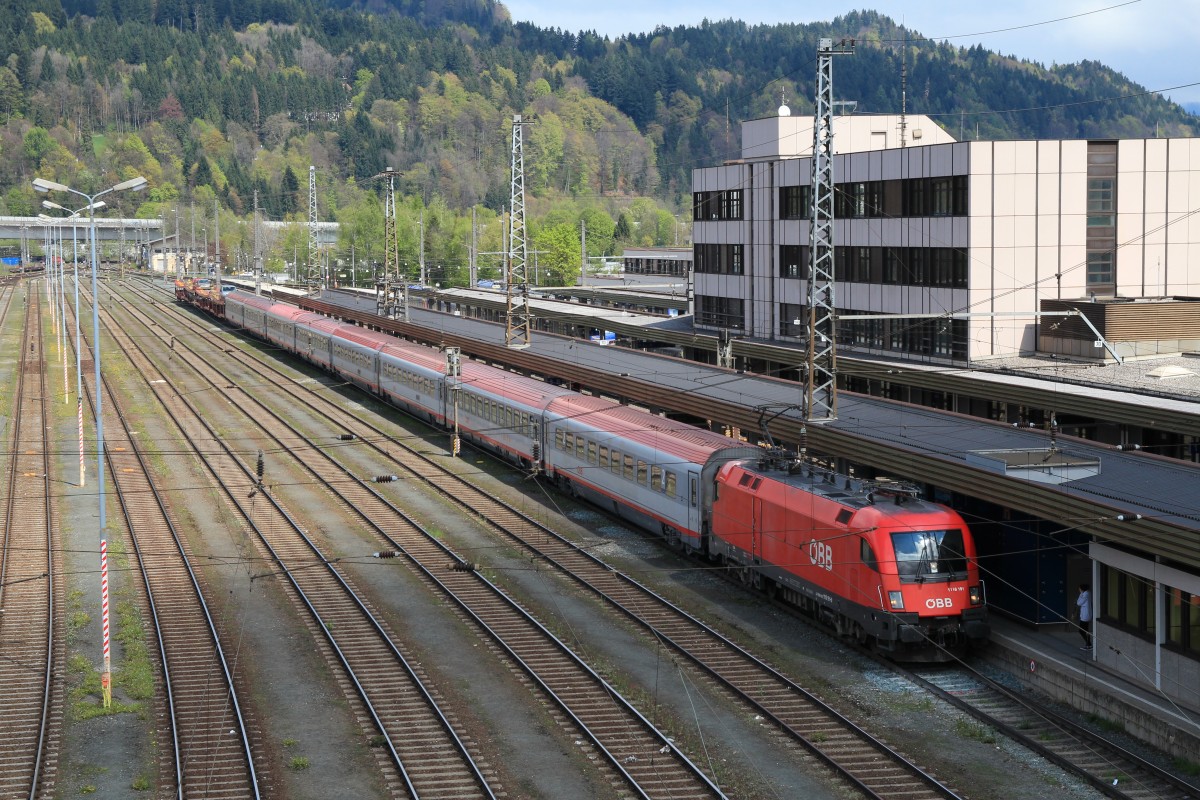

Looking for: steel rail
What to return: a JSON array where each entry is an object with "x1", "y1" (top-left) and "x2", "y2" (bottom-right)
[
  {"x1": 898, "y1": 664, "x2": 1200, "y2": 800},
  {"x1": 92, "y1": 290, "x2": 495, "y2": 800},
  {"x1": 0, "y1": 285, "x2": 59, "y2": 799},
  {"x1": 120, "y1": 287, "x2": 728, "y2": 800},
  {"x1": 139, "y1": 281, "x2": 963, "y2": 799},
  {"x1": 66, "y1": 291, "x2": 260, "y2": 798}
]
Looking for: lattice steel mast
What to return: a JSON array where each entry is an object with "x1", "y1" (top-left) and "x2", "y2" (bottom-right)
[
  {"x1": 308, "y1": 165, "x2": 319, "y2": 288},
  {"x1": 805, "y1": 37, "x2": 854, "y2": 421},
  {"x1": 371, "y1": 167, "x2": 404, "y2": 319},
  {"x1": 505, "y1": 114, "x2": 533, "y2": 349}
]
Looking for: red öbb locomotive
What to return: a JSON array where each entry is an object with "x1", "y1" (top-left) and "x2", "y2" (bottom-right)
[{"x1": 711, "y1": 454, "x2": 987, "y2": 660}]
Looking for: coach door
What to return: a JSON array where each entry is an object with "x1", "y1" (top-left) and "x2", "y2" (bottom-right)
[
  {"x1": 688, "y1": 471, "x2": 700, "y2": 534},
  {"x1": 751, "y1": 496, "x2": 763, "y2": 564}
]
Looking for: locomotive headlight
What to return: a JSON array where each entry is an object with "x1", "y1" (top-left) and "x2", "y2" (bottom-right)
[
  {"x1": 969, "y1": 585, "x2": 982, "y2": 605},
  {"x1": 888, "y1": 591, "x2": 904, "y2": 610}
]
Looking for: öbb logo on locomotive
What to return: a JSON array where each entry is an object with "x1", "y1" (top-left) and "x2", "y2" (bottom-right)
[{"x1": 808, "y1": 540, "x2": 834, "y2": 572}]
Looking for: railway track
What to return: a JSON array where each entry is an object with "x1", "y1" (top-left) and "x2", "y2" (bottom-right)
[
  {"x1": 0, "y1": 284, "x2": 65, "y2": 799},
  {"x1": 109, "y1": 286, "x2": 729, "y2": 797},
  {"x1": 144, "y1": 280, "x2": 1200, "y2": 800},
  {"x1": 125, "y1": 280, "x2": 970, "y2": 800},
  {"x1": 90, "y1": 289, "x2": 507, "y2": 798},
  {"x1": 894, "y1": 664, "x2": 1200, "y2": 800},
  {"x1": 62, "y1": 294, "x2": 263, "y2": 797}
]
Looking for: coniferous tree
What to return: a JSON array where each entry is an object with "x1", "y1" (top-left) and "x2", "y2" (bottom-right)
[{"x1": 280, "y1": 166, "x2": 299, "y2": 215}]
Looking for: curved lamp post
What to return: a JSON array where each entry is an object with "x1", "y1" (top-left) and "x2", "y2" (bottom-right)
[
  {"x1": 41, "y1": 199, "x2": 106, "y2": 486},
  {"x1": 32, "y1": 176, "x2": 146, "y2": 707}
]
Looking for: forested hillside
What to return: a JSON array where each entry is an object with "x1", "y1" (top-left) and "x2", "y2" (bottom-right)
[{"x1": 1, "y1": 0, "x2": 1195, "y2": 284}]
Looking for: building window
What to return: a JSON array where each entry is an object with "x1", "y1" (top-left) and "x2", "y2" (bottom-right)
[
  {"x1": 696, "y1": 295, "x2": 745, "y2": 329},
  {"x1": 899, "y1": 176, "x2": 967, "y2": 217},
  {"x1": 780, "y1": 303, "x2": 806, "y2": 337},
  {"x1": 780, "y1": 185, "x2": 811, "y2": 219},
  {"x1": 1087, "y1": 252, "x2": 1114, "y2": 286},
  {"x1": 1167, "y1": 588, "x2": 1200, "y2": 656},
  {"x1": 1086, "y1": 142, "x2": 1118, "y2": 292},
  {"x1": 838, "y1": 312, "x2": 966, "y2": 360},
  {"x1": 695, "y1": 244, "x2": 744, "y2": 275},
  {"x1": 780, "y1": 245, "x2": 807, "y2": 278},
  {"x1": 723, "y1": 190, "x2": 742, "y2": 220},
  {"x1": 1087, "y1": 178, "x2": 1115, "y2": 227},
  {"x1": 850, "y1": 247, "x2": 872, "y2": 283},
  {"x1": 693, "y1": 189, "x2": 744, "y2": 221},
  {"x1": 930, "y1": 177, "x2": 955, "y2": 216},
  {"x1": 1101, "y1": 564, "x2": 1156, "y2": 640},
  {"x1": 838, "y1": 181, "x2": 883, "y2": 218}
]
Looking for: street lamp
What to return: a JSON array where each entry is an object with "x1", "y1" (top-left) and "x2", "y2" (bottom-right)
[
  {"x1": 33, "y1": 175, "x2": 146, "y2": 709},
  {"x1": 42, "y1": 199, "x2": 106, "y2": 486},
  {"x1": 38, "y1": 213, "x2": 71, "y2": 406}
]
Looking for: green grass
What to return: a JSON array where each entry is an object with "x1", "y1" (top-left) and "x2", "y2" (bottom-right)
[
  {"x1": 67, "y1": 598, "x2": 152, "y2": 718},
  {"x1": 131, "y1": 774, "x2": 151, "y2": 791},
  {"x1": 289, "y1": 756, "x2": 310, "y2": 771},
  {"x1": 1173, "y1": 757, "x2": 1200, "y2": 776},
  {"x1": 282, "y1": 738, "x2": 298, "y2": 748},
  {"x1": 954, "y1": 718, "x2": 997, "y2": 744},
  {"x1": 888, "y1": 694, "x2": 934, "y2": 713},
  {"x1": 1086, "y1": 713, "x2": 1125, "y2": 734},
  {"x1": 113, "y1": 600, "x2": 154, "y2": 700}
]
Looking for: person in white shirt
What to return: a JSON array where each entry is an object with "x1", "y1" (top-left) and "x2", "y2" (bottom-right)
[{"x1": 1076, "y1": 583, "x2": 1092, "y2": 650}]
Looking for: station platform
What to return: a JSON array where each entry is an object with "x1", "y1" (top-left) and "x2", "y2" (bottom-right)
[{"x1": 981, "y1": 615, "x2": 1200, "y2": 762}]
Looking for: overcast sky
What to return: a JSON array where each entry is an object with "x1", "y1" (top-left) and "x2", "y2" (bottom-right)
[{"x1": 500, "y1": 0, "x2": 1200, "y2": 107}]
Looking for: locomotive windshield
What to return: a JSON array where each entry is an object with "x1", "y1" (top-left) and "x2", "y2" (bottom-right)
[{"x1": 890, "y1": 530, "x2": 967, "y2": 581}]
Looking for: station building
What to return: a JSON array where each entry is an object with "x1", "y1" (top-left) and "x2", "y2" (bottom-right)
[
  {"x1": 691, "y1": 112, "x2": 1200, "y2": 716},
  {"x1": 691, "y1": 111, "x2": 1200, "y2": 363}
]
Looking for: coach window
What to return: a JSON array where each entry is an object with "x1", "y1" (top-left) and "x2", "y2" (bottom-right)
[
  {"x1": 576, "y1": 436, "x2": 586, "y2": 459},
  {"x1": 587, "y1": 441, "x2": 598, "y2": 464},
  {"x1": 610, "y1": 449, "x2": 622, "y2": 474},
  {"x1": 665, "y1": 471, "x2": 677, "y2": 498},
  {"x1": 599, "y1": 446, "x2": 610, "y2": 469},
  {"x1": 637, "y1": 460, "x2": 648, "y2": 485},
  {"x1": 623, "y1": 454, "x2": 635, "y2": 481},
  {"x1": 564, "y1": 432, "x2": 574, "y2": 453},
  {"x1": 690, "y1": 476, "x2": 698, "y2": 506},
  {"x1": 651, "y1": 465, "x2": 663, "y2": 491}
]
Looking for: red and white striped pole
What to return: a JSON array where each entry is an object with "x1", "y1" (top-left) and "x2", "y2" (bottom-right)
[
  {"x1": 100, "y1": 538, "x2": 111, "y2": 708},
  {"x1": 78, "y1": 398, "x2": 85, "y2": 486}
]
